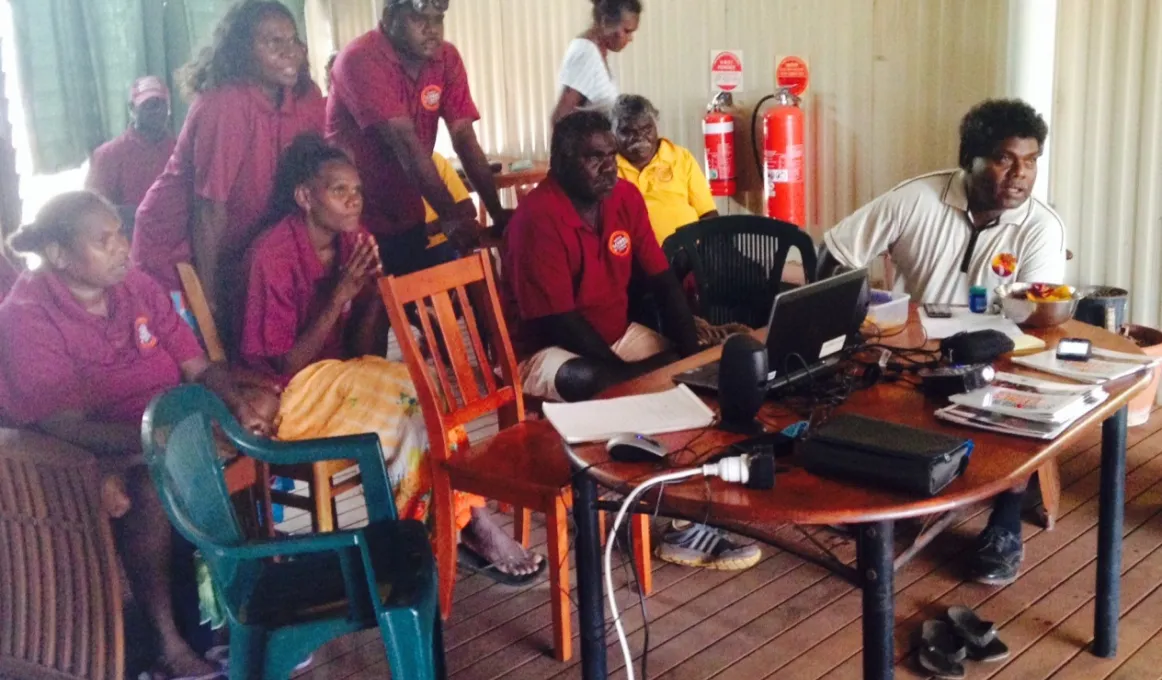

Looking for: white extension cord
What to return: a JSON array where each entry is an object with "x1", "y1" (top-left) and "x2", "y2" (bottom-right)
[{"x1": 605, "y1": 455, "x2": 754, "y2": 680}]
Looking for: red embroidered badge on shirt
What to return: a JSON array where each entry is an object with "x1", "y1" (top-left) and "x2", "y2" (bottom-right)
[
  {"x1": 135, "y1": 316, "x2": 158, "y2": 350},
  {"x1": 608, "y1": 230, "x2": 632, "y2": 257},
  {"x1": 420, "y1": 85, "x2": 443, "y2": 112}
]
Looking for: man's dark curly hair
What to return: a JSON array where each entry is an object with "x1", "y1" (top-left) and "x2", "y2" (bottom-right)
[
  {"x1": 549, "y1": 110, "x2": 613, "y2": 176},
  {"x1": 958, "y1": 99, "x2": 1048, "y2": 170},
  {"x1": 178, "y1": 1, "x2": 312, "y2": 100}
]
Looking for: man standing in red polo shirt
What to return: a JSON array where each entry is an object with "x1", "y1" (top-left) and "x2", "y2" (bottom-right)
[
  {"x1": 327, "y1": 0, "x2": 509, "y2": 276},
  {"x1": 504, "y1": 111, "x2": 761, "y2": 571},
  {"x1": 85, "y1": 76, "x2": 177, "y2": 210}
]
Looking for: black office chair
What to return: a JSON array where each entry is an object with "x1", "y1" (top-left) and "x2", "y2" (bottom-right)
[{"x1": 661, "y1": 215, "x2": 818, "y2": 329}]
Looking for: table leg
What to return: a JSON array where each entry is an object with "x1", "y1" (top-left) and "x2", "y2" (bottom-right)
[
  {"x1": 573, "y1": 472, "x2": 607, "y2": 680},
  {"x1": 1094, "y1": 405, "x2": 1128, "y2": 657},
  {"x1": 859, "y1": 520, "x2": 895, "y2": 680}
]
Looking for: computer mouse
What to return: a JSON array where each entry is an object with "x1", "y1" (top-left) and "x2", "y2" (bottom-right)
[{"x1": 606, "y1": 433, "x2": 668, "y2": 463}]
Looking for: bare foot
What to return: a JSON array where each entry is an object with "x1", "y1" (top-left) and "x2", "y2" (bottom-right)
[
  {"x1": 101, "y1": 474, "x2": 132, "y2": 519},
  {"x1": 460, "y1": 507, "x2": 544, "y2": 578},
  {"x1": 156, "y1": 641, "x2": 218, "y2": 679}
]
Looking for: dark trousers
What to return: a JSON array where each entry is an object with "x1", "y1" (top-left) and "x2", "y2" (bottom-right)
[
  {"x1": 376, "y1": 225, "x2": 465, "y2": 339},
  {"x1": 376, "y1": 223, "x2": 460, "y2": 277}
]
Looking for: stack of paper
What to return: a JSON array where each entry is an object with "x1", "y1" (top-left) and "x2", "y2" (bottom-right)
[
  {"x1": 936, "y1": 372, "x2": 1108, "y2": 440},
  {"x1": 1011, "y1": 348, "x2": 1157, "y2": 384},
  {"x1": 542, "y1": 384, "x2": 716, "y2": 444}
]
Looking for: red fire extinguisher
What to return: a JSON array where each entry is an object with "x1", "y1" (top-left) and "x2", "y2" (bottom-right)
[
  {"x1": 753, "y1": 88, "x2": 806, "y2": 227},
  {"x1": 703, "y1": 92, "x2": 736, "y2": 196}
]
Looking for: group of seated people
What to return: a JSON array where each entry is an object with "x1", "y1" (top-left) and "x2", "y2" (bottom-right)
[{"x1": 0, "y1": 0, "x2": 1065, "y2": 677}]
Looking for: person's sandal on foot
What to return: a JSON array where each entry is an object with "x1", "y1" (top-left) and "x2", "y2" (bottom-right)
[
  {"x1": 946, "y1": 605, "x2": 1010, "y2": 662},
  {"x1": 457, "y1": 544, "x2": 546, "y2": 585},
  {"x1": 656, "y1": 520, "x2": 761, "y2": 570},
  {"x1": 916, "y1": 620, "x2": 967, "y2": 679},
  {"x1": 970, "y1": 525, "x2": 1024, "y2": 586}
]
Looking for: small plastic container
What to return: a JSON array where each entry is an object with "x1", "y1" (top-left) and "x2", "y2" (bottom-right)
[
  {"x1": 864, "y1": 289, "x2": 911, "y2": 330},
  {"x1": 968, "y1": 285, "x2": 989, "y2": 313}
]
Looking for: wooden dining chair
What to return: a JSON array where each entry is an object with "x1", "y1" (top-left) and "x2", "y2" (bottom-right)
[
  {"x1": 379, "y1": 250, "x2": 652, "y2": 662},
  {"x1": 176, "y1": 263, "x2": 281, "y2": 535}
]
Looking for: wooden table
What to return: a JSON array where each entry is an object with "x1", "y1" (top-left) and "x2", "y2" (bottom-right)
[
  {"x1": 566, "y1": 311, "x2": 1151, "y2": 680},
  {"x1": 457, "y1": 157, "x2": 549, "y2": 226}
]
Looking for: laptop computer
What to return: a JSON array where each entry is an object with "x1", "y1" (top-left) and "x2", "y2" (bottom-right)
[{"x1": 673, "y1": 267, "x2": 870, "y2": 395}]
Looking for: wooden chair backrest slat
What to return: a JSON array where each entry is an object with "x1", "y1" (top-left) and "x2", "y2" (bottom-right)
[
  {"x1": 379, "y1": 251, "x2": 525, "y2": 458},
  {"x1": 429, "y1": 289, "x2": 480, "y2": 405},
  {"x1": 456, "y1": 285, "x2": 498, "y2": 396},
  {"x1": 176, "y1": 262, "x2": 226, "y2": 363},
  {"x1": 413, "y1": 297, "x2": 456, "y2": 404}
]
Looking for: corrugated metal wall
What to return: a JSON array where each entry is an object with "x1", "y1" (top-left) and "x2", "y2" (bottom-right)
[
  {"x1": 1052, "y1": 0, "x2": 1162, "y2": 328},
  {"x1": 312, "y1": 0, "x2": 1009, "y2": 238}
]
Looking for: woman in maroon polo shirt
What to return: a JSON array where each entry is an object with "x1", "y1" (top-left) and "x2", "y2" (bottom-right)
[
  {"x1": 132, "y1": 0, "x2": 325, "y2": 345},
  {"x1": 238, "y1": 134, "x2": 545, "y2": 583},
  {"x1": 0, "y1": 192, "x2": 281, "y2": 679}
]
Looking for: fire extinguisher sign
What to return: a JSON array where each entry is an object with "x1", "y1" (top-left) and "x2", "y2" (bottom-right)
[
  {"x1": 775, "y1": 56, "x2": 810, "y2": 97},
  {"x1": 709, "y1": 50, "x2": 744, "y2": 93}
]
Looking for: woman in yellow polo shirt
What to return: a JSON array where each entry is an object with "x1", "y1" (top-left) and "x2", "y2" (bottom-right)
[{"x1": 612, "y1": 94, "x2": 719, "y2": 244}]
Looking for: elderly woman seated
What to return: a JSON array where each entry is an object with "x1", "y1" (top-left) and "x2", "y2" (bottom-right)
[{"x1": 0, "y1": 191, "x2": 281, "y2": 679}]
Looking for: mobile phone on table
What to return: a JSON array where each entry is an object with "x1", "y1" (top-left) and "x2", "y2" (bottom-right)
[
  {"x1": 1056, "y1": 338, "x2": 1092, "y2": 361},
  {"x1": 923, "y1": 303, "x2": 952, "y2": 318}
]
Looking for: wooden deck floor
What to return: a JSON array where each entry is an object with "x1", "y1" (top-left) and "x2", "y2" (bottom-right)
[{"x1": 290, "y1": 406, "x2": 1162, "y2": 680}]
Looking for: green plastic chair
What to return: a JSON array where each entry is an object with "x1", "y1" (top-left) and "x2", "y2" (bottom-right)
[{"x1": 141, "y1": 385, "x2": 444, "y2": 680}]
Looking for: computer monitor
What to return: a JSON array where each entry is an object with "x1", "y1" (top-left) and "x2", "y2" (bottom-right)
[{"x1": 673, "y1": 267, "x2": 869, "y2": 392}]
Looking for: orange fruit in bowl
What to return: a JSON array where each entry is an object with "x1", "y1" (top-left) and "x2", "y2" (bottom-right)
[{"x1": 1025, "y1": 283, "x2": 1072, "y2": 302}]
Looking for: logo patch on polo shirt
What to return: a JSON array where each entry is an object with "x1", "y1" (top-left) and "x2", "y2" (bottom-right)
[
  {"x1": 655, "y1": 166, "x2": 674, "y2": 183},
  {"x1": 608, "y1": 230, "x2": 632, "y2": 257},
  {"x1": 135, "y1": 316, "x2": 158, "y2": 350},
  {"x1": 420, "y1": 85, "x2": 442, "y2": 112},
  {"x1": 991, "y1": 252, "x2": 1018, "y2": 278}
]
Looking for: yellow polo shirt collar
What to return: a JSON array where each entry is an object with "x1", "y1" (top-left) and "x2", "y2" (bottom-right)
[{"x1": 617, "y1": 138, "x2": 717, "y2": 244}]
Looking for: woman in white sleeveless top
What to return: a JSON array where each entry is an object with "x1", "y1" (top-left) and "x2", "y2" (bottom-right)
[{"x1": 552, "y1": 0, "x2": 642, "y2": 123}]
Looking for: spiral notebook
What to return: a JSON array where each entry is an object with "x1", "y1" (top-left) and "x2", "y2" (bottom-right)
[{"x1": 543, "y1": 385, "x2": 717, "y2": 444}]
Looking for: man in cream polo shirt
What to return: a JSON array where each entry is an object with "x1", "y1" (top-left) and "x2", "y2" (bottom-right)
[
  {"x1": 821, "y1": 99, "x2": 1066, "y2": 304},
  {"x1": 820, "y1": 99, "x2": 1066, "y2": 588}
]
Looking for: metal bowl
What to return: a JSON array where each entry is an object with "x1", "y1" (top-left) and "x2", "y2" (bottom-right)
[{"x1": 995, "y1": 283, "x2": 1079, "y2": 328}]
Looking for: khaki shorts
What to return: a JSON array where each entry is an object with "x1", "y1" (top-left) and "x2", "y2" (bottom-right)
[{"x1": 519, "y1": 323, "x2": 670, "y2": 401}]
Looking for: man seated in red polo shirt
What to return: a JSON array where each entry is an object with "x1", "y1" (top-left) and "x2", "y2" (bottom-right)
[
  {"x1": 503, "y1": 110, "x2": 699, "y2": 402},
  {"x1": 327, "y1": 0, "x2": 510, "y2": 277},
  {"x1": 85, "y1": 76, "x2": 176, "y2": 211},
  {"x1": 504, "y1": 111, "x2": 762, "y2": 571}
]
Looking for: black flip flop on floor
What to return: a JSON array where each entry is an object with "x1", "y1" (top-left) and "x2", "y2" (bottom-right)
[
  {"x1": 947, "y1": 605, "x2": 1011, "y2": 662},
  {"x1": 917, "y1": 620, "x2": 967, "y2": 679},
  {"x1": 457, "y1": 544, "x2": 547, "y2": 586}
]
